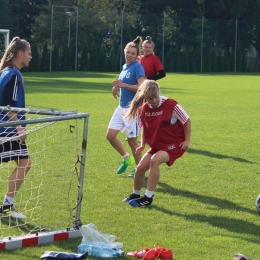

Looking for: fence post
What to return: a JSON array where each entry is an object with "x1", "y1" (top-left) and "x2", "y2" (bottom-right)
[
  {"x1": 162, "y1": 12, "x2": 166, "y2": 66},
  {"x1": 234, "y1": 19, "x2": 238, "y2": 72},
  {"x1": 200, "y1": 16, "x2": 204, "y2": 73},
  {"x1": 120, "y1": 9, "x2": 124, "y2": 70}
]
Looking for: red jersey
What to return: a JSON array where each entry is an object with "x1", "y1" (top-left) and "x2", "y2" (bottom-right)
[
  {"x1": 138, "y1": 54, "x2": 164, "y2": 78},
  {"x1": 139, "y1": 98, "x2": 187, "y2": 151}
]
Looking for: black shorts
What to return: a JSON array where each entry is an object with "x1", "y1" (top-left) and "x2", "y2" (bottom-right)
[{"x1": 0, "y1": 139, "x2": 29, "y2": 163}]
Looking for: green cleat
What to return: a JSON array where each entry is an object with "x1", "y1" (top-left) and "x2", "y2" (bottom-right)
[
  {"x1": 128, "y1": 169, "x2": 136, "y2": 178},
  {"x1": 117, "y1": 156, "x2": 134, "y2": 174}
]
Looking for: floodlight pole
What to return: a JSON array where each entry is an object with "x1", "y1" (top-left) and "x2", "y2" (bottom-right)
[{"x1": 50, "y1": 5, "x2": 79, "y2": 72}]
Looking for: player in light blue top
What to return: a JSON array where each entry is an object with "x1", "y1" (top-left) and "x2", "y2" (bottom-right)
[{"x1": 106, "y1": 36, "x2": 146, "y2": 178}]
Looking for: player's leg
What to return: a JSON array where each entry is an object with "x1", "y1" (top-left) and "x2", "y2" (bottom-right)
[
  {"x1": 6, "y1": 157, "x2": 31, "y2": 198},
  {"x1": 122, "y1": 152, "x2": 151, "y2": 202},
  {"x1": 124, "y1": 116, "x2": 141, "y2": 177},
  {"x1": 129, "y1": 150, "x2": 169, "y2": 207},
  {"x1": 106, "y1": 107, "x2": 134, "y2": 174},
  {"x1": 0, "y1": 141, "x2": 31, "y2": 219}
]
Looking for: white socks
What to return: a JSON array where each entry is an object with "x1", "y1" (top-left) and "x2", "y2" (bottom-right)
[
  {"x1": 145, "y1": 190, "x2": 154, "y2": 198},
  {"x1": 133, "y1": 189, "x2": 141, "y2": 195},
  {"x1": 122, "y1": 153, "x2": 130, "y2": 160},
  {"x1": 3, "y1": 195, "x2": 14, "y2": 206}
]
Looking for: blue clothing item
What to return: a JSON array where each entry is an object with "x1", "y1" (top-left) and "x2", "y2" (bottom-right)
[
  {"x1": 0, "y1": 67, "x2": 26, "y2": 136},
  {"x1": 118, "y1": 61, "x2": 145, "y2": 108}
]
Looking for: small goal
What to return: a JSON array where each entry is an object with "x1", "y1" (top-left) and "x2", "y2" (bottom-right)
[
  {"x1": 0, "y1": 29, "x2": 9, "y2": 59},
  {"x1": 0, "y1": 106, "x2": 89, "y2": 250}
]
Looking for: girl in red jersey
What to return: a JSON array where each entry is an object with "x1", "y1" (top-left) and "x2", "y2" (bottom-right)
[
  {"x1": 122, "y1": 80, "x2": 191, "y2": 207},
  {"x1": 138, "y1": 36, "x2": 166, "y2": 81}
]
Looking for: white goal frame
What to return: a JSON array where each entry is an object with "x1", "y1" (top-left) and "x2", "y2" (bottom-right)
[{"x1": 0, "y1": 106, "x2": 89, "y2": 250}]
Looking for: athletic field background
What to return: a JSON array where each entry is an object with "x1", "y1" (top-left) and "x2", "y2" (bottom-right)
[{"x1": 1, "y1": 72, "x2": 260, "y2": 259}]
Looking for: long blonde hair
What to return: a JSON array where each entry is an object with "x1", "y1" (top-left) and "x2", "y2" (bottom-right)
[
  {"x1": 125, "y1": 79, "x2": 160, "y2": 120},
  {"x1": 0, "y1": 37, "x2": 30, "y2": 72}
]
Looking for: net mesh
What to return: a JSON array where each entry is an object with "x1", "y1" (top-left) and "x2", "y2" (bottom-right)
[{"x1": 0, "y1": 106, "x2": 88, "y2": 238}]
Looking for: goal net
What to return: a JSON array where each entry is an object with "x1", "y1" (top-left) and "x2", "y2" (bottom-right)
[
  {"x1": 0, "y1": 106, "x2": 89, "y2": 244},
  {"x1": 0, "y1": 29, "x2": 9, "y2": 59}
]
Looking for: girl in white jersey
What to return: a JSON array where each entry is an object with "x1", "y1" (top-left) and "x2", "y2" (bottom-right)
[{"x1": 122, "y1": 80, "x2": 191, "y2": 207}]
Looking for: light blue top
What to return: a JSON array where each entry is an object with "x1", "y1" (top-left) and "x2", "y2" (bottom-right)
[{"x1": 118, "y1": 61, "x2": 145, "y2": 108}]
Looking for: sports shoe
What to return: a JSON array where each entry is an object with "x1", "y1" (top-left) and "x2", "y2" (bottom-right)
[
  {"x1": 117, "y1": 156, "x2": 134, "y2": 174},
  {"x1": 127, "y1": 247, "x2": 150, "y2": 258},
  {"x1": 157, "y1": 248, "x2": 173, "y2": 260},
  {"x1": 234, "y1": 253, "x2": 249, "y2": 260},
  {"x1": 128, "y1": 169, "x2": 136, "y2": 178},
  {"x1": 255, "y1": 194, "x2": 260, "y2": 211},
  {"x1": 129, "y1": 195, "x2": 153, "y2": 207},
  {"x1": 0, "y1": 204, "x2": 26, "y2": 219},
  {"x1": 122, "y1": 193, "x2": 140, "y2": 202}
]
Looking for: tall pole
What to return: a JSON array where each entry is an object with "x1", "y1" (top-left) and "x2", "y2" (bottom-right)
[
  {"x1": 120, "y1": 9, "x2": 124, "y2": 70},
  {"x1": 200, "y1": 16, "x2": 204, "y2": 73},
  {"x1": 234, "y1": 19, "x2": 238, "y2": 72},
  {"x1": 75, "y1": 7, "x2": 78, "y2": 71},
  {"x1": 162, "y1": 12, "x2": 166, "y2": 66},
  {"x1": 50, "y1": 5, "x2": 54, "y2": 72}
]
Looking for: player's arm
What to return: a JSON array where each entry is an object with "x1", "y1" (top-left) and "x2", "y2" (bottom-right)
[
  {"x1": 147, "y1": 70, "x2": 166, "y2": 81},
  {"x1": 136, "y1": 130, "x2": 145, "y2": 155},
  {"x1": 181, "y1": 118, "x2": 191, "y2": 150},
  {"x1": 173, "y1": 104, "x2": 191, "y2": 150},
  {"x1": 113, "y1": 76, "x2": 145, "y2": 92}
]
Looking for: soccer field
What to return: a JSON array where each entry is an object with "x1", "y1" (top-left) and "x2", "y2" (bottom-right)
[{"x1": 1, "y1": 72, "x2": 260, "y2": 259}]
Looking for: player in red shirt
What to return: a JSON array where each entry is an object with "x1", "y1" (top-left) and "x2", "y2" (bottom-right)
[
  {"x1": 138, "y1": 36, "x2": 166, "y2": 81},
  {"x1": 122, "y1": 80, "x2": 191, "y2": 207}
]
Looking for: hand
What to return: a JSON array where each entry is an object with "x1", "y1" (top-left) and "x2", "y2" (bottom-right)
[
  {"x1": 135, "y1": 146, "x2": 145, "y2": 155},
  {"x1": 179, "y1": 140, "x2": 189, "y2": 151},
  {"x1": 112, "y1": 86, "x2": 119, "y2": 99},
  {"x1": 16, "y1": 126, "x2": 27, "y2": 143},
  {"x1": 113, "y1": 79, "x2": 122, "y2": 88}
]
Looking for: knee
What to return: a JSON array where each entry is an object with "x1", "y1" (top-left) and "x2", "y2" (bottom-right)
[
  {"x1": 106, "y1": 132, "x2": 114, "y2": 142},
  {"x1": 150, "y1": 157, "x2": 160, "y2": 168}
]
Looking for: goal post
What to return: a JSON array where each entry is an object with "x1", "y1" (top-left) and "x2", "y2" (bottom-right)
[
  {"x1": 0, "y1": 29, "x2": 10, "y2": 58},
  {"x1": 0, "y1": 106, "x2": 90, "y2": 250}
]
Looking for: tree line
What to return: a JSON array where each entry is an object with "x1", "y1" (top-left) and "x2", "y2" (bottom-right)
[{"x1": 1, "y1": 0, "x2": 260, "y2": 73}]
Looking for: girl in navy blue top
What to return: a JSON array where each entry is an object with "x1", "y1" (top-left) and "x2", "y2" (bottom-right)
[{"x1": 0, "y1": 37, "x2": 32, "y2": 219}]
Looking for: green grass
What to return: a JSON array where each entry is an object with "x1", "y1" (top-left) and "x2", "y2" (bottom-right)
[{"x1": 0, "y1": 72, "x2": 260, "y2": 259}]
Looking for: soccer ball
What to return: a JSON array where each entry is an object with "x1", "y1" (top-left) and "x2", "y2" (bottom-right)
[{"x1": 255, "y1": 194, "x2": 260, "y2": 211}]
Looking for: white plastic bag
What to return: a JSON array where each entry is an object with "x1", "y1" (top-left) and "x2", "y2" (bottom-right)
[{"x1": 80, "y1": 223, "x2": 123, "y2": 250}]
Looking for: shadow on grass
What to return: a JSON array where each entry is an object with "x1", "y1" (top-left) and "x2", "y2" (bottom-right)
[
  {"x1": 187, "y1": 148, "x2": 256, "y2": 164},
  {"x1": 152, "y1": 203, "x2": 260, "y2": 243},
  {"x1": 156, "y1": 182, "x2": 255, "y2": 215}
]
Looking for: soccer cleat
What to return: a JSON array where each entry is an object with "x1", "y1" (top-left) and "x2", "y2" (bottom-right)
[
  {"x1": 117, "y1": 156, "x2": 134, "y2": 174},
  {"x1": 129, "y1": 195, "x2": 153, "y2": 207},
  {"x1": 256, "y1": 194, "x2": 260, "y2": 211},
  {"x1": 127, "y1": 247, "x2": 150, "y2": 258},
  {"x1": 128, "y1": 169, "x2": 136, "y2": 178},
  {"x1": 157, "y1": 248, "x2": 173, "y2": 260},
  {"x1": 0, "y1": 204, "x2": 26, "y2": 219},
  {"x1": 234, "y1": 253, "x2": 249, "y2": 260},
  {"x1": 122, "y1": 193, "x2": 140, "y2": 202}
]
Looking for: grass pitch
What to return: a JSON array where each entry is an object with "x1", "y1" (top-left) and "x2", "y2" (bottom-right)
[{"x1": 0, "y1": 72, "x2": 259, "y2": 260}]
